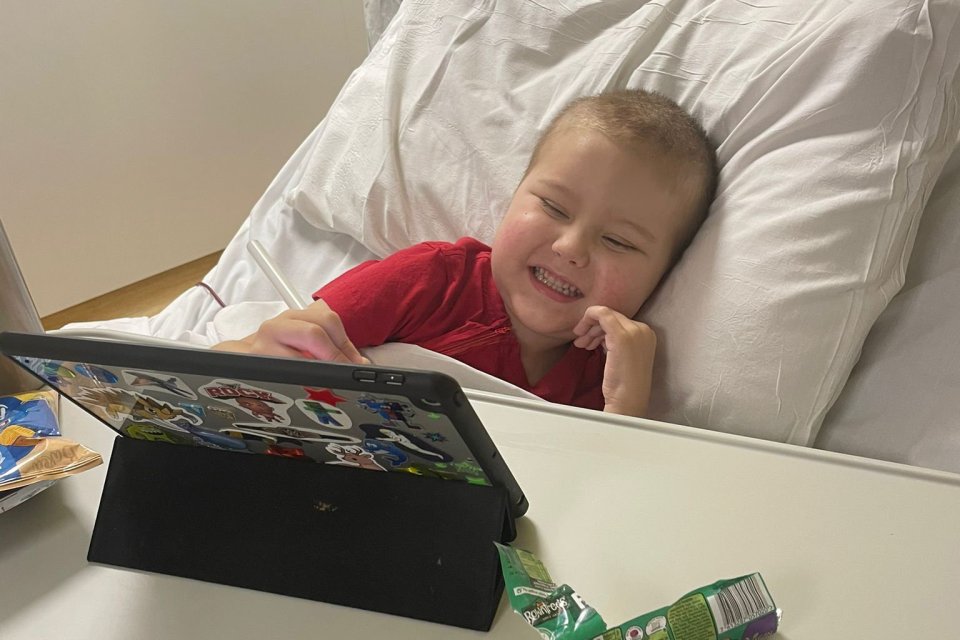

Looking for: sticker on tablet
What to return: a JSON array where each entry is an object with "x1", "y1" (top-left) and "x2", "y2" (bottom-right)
[
  {"x1": 303, "y1": 387, "x2": 347, "y2": 406},
  {"x1": 122, "y1": 421, "x2": 194, "y2": 445},
  {"x1": 359, "y1": 424, "x2": 453, "y2": 462},
  {"x1": 325, "y1": 443, "x2": 386, "y2": 471},
  {"x1": 75, "y1": 386, "x2": 136, "y2": 426},
  {"x1": 129, "y1": 393, "x2": 202, "y2": 427},
  {"x1": 22, "y1": 358, "x2": 76, "y2": 386},
  {"x1": 356, "y1": 394, "x2": 422, "y2": 430},
  {"x1": 179, "y1": 402, "x2": 206, "y2": 420},
  {"x1": 402, "y1": 462, "x2": 472, "y2": 482},
  {"x1": 123, "y1": 369, "x2": 197, "y2": 400},
  {"x1": 200, "y1": 379, "x2": 293, "y2": 425},
  {"x1": 361, "y1": 438, "x2": 409, "y2": 467},
  {"x1": 207, "y1": 406, "x2": 236, "y2": 421},
  {"x1": 296, "y1": 398, "x2": 352, "y2": 429},
  {"x1": 265, "y1": 443, "x2": 306, "y2": 459},
  {"x1": 74, "y1": 363, "x2": 119, "y2": 384}
]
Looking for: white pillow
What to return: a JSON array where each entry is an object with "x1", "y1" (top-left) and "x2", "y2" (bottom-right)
[
  {"x1": 286, "y1": 0, "x2": 960, "y2": 445},
  {"x1": 815, "y1": 144, "x2": 960, "y2": 473}
]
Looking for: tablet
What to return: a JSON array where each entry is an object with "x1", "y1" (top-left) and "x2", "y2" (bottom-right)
[{"x1": 0, "y1": 331, "x2": 528, "y2": 517}]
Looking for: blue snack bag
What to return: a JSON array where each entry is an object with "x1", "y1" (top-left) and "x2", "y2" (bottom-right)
[
  {"x1": 0, "y1": 389, "x2": 61, "y2": 440},
  {"x1": 1, "y1": 390, "x2": 102, "y2": 510}
]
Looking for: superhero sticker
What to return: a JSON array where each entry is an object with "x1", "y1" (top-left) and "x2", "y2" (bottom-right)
[
  {"x1": 12, "y1": 356, "x2": 491, "y2": 486},
  {"x1": 296, "y1": 387, "x2": 352, "y2": 429},
  {"x1": 357, "y1": 394, "x2": 422, "y2": 430}
]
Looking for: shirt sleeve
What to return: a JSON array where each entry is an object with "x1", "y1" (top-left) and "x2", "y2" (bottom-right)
[{"x1": 312, "y1": 242, "x2": 452, "y2": 349}]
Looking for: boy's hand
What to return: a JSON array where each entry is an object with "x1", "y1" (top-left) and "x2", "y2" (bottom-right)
[
  {"x1": 211, "y1": 300, "x2": 369, "y2": 365},
  {"x1": 572, "y1": 305, "x2": 656, "y2": 418}
]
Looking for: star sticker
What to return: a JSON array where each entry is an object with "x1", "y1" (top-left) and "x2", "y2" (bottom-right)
[{"x1": 303, "y1": 387, "x2": 346, "y2": 405}]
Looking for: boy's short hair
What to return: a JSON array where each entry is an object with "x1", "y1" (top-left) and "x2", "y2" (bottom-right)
[{"x1": 526, "y1": 89, "x2": 718, "y2": 258}]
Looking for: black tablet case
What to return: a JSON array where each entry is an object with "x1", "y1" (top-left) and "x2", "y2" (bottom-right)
[
  {"x1": 88, "y1": 437, "x2": 515, "y2": 631},
  {"x1": 0, "y1": 331, "x2": 528, "y2": 519}
]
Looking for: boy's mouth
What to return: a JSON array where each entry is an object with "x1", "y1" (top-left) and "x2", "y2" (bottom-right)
[{"x1": 531, "y1": 266, "x2": 583, "y2": 298}]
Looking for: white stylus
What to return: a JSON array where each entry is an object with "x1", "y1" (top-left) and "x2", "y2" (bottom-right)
[{"x1": 246, "y1": 240, "x2": 311, "y2": 310}]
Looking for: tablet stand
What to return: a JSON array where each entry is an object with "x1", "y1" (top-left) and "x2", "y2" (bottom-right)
[{"x1": 88, "y1": 437, "x2": 515, "y2": 631}]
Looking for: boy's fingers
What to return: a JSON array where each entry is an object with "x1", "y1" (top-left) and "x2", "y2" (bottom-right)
[
  {"x1": 255, "y1": 318, "x2": 354, "y2": 363},
  {"x1": 573, "y1": 332, "x2": 599, "y2": 348},
  {"x1": 324, "y1": 340, "x2": 366, "y2": 365},
  {"x1": 579, "y1": 337, "x2": 602, "y2": 351},
  {"x1": 331, "y1": 335, "x2": 368, "y2": 365},
  {"x1": 574, "y1": 307, "x2": 622, "y2": 350},
  {"x1": 297, "y1": 303, "x2": 367, "y2": 365},
  {"x1": 296, "y1": 327, "x2": 364, "y2": 364},
  {"x1": 258, "y1": 302, "x2": 366, "y2": 364},
  {"x1": 575, "y1": 307, "x2": 625, "y2": 340},
  {"x1": 573, "y1": 313, "x2": 602, "y2": 336}
]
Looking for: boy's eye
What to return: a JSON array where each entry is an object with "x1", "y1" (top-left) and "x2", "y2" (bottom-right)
[
  {"x1": 539, "y1": 198, "x2": 568, "y2": 219},
  {"x1": 603, "y1": 236, "x2": 638, "y2": 252}
]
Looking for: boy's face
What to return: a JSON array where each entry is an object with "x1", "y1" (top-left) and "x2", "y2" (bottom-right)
[{"x1": 491, "y1": 126, "x2": 694, "y2": 347}]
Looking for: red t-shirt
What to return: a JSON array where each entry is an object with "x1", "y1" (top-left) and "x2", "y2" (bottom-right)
[{"x1": 314, "y1": 237, "x2": 605, "y2": 410}]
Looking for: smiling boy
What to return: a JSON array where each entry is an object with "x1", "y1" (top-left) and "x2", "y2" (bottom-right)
[{"x1": 214, "y1": 90, "x2": 717, "y2": 418}]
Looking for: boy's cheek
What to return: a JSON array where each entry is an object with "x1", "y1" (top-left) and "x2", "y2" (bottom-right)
[
  {"x1": 593, "y1": 272, "x2": 655, "y2": 317},
  {"x1": 492, "y1": 223, "x2": 534, "y2": 255}
]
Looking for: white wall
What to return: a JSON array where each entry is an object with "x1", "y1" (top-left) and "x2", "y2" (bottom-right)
[{"x1": 0, "y1": 0, "x2": 368, "y2": 316}]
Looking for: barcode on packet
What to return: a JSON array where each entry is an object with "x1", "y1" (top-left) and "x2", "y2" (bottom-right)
[{"x1": 706, "y1": 573, "x2": 775, "y2": 633}]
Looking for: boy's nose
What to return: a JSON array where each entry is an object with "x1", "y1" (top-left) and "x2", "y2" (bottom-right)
[{"x1": 552, "y1": 233, "x2": 589, "y2": 267}]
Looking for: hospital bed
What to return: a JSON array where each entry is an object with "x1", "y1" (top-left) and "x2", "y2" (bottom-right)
[{"x1": 69, "y1": 0, "x2": 960, "y2": 474}]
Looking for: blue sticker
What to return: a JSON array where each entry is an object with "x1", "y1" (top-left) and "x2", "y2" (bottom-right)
[
  {"x1": 74, "y1": 363, "x2": 119, "y2": 384},
  {"x1": 358, "y1": 424, "x2": 452, "y2": 462}
]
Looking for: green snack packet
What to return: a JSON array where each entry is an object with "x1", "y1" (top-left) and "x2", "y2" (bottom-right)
[
  {"x1": 495, "y1": 542, "x2": 607, "y2": 639},
  {"x1": 597, "y1": 573, "x2": 779, "y2": 640},
  {"x1": 496, "y1": 544, "x2": 780, "y2": 640}
]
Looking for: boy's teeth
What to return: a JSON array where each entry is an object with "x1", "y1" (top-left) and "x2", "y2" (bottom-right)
[{"x1": 533, "y1": 267, "x2": 582, "y2": 297}]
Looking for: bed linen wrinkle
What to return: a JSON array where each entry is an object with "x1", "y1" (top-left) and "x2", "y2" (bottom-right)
[
  {"x1": 370, "y1": 55, "x2": 421, "y2": 248},
  {"x1": 870, "y1": 5, "x2": 957, "y2": 299}
]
